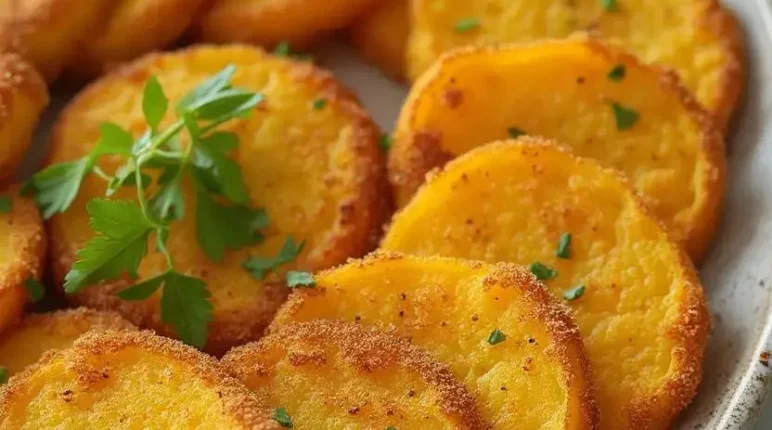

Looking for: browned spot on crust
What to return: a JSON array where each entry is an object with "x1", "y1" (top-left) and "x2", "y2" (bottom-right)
[
  {"x1": 760, "y1": 351, "x2": 770, "y2": 367},
  {"x1": 0, "y1": 185, "x2": 47, "y2": 335},
  {"x1": 0, "y1": 330, "x2": 279, "y2": 429},
  {"x1": 388, "y1": 129, "x2": 453, "y2": 206},
  {"x1": 224, "y1": 319, "x2": 489, "y2": 429},
  {"x1": 442, "y1": 88, "x2": 463, "y2": 109}
]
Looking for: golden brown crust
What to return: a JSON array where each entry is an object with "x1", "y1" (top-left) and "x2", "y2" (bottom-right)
[
  {"x1": 391, "y1": 39, "x2": 726, "y2": 264},
  {"x1": 0, "y1": 52, "x2": 49, "y2": 185},
  {"x1": 47, "y1": 45, "x2": 392, "y2": 355},
  {"x1": 383, "y1": 138, "x2": 710, "y2": 428},
  {"x1": 0, "y1": 330, "x2": 279, "y2": 429},
  {"x1": 0, "y1": 186, "x2": 46, "y2": 336},
  {"x1": 224, "y1": 319, "x2": 489, "y2": 429},
  {"x1": 3, "y1": 307, "x2": 136, "y2": 336},
  {"x1": 272, "y1": 252, "x2": 599, "y2": 429},
  {"x1": 348, "y1": 0, "x2": 409, "y2": 82}
]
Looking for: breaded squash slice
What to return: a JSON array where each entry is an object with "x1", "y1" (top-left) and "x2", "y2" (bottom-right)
[
  {"x1": 223, "y1": 320, "x2": 488, "y2": 429},
  {"x1": 0, "y1": 0, "x2": 112, "y2": 80},
  {"x1": 67, "y1": 0, "x2": 206, "y2": 78},
  {"x1": 48, "y1": 45, "x2": 390, "y2": 355},
  {"x1": 381, "y1": 139, "x2": 709, "y2": 429},
  {"x1": 196, "y1": 0, "x2": 376, "y2": 48},
  {"x1": 406, "y1": 0, "x2": 744, "y2": 129},
  {"x1": 0, "y1": 330, "x2": 278, "y2": 429},
  {"x1": 0, "y1": 308, "x2": 136, "y2": 377},
  {"x1": 0, "y1": 53, "x2": 49, "y2": 185},
  {"x1": 349, "y1": 0, "x2": 409, "y2": 81},
  {"x1": 0, "y1": 188, "x2": 46, "y2": 336},
  {"x1": 391, "y1": 39, "x2": 725, "y2": 263},
  {"x1": 271, "y1": 254, "x2": 599, "y2": 430}
]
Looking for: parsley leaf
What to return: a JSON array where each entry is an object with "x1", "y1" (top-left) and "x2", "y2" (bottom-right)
[
  {"x1": 507, "y1": 127, "x2": 526, "y2": 138},
  {"x1": 312, "y1": 98, "x2": 327, "y2": 110},
  {"x1": 177, "y1": 65, "x2": 236, "y2": 113},
  {"x1": 600, "y1": 0, "x2": 618, "y2": 12},
  {"x1": 195, "y1": 189, "x2": 267, "y2": 261},
  {"x1": 273, "y1": 408, "x2": 293, "y2": 428},
  {"x1": 454, "y1": 18, "x2": 480, "y2": 33},
  {"x1": 529, "y1": 262, "x2": 558, "y2": 281},
  {"x1": 379, "y1": 134, "x2": 393, "y2": 151},
  {"x1": 0, "y1": 196, "x2": 10, "y2": 213},
  {"x1": 24, "y1": 278, "x2": 44, "y2": 303},
  {"x1": 118, "y1": 273, "x2": 166, "y2": 300},
  {"x1": 143, "y1": 76, "x2": 168, "y2": 131},
  {"x1": 607, "y1": 64, "x2": 626, "y2": 82},
  {"x1": 274, "y1": 41, "x2": 291, "y2": 56},
  {"x1": 93, "y1": 122, "x2": 134, "y2": 158},
  {"x1": 192, "y1": 132, "x2": 249, "y2": 205},
  {"x1": 243, "y1": 235, "x2": 304, "y2": 280},
  {"x1": 64, "y1": 200, "x2": 154, "y2": 293},
  {"x1": 150, "y1": 175, "x2": 185, "y2": 221},
  {"x1": 556, "y1": 233, "x2": 572, "y2": 259},
  {"x1": 564, "y1": 285, "x2": 586, "y2": 301},
  {"x1": 286, "y1": 271, "x2": 315, "y2": 288},
  {"x1": 0, "y1": 367, "x2": 7, "y2": 385},
  {"x1": 28, "y1": 158, "x2": 92, "y2": 219},
  {"x1": 612, "y1": 103, "x2": 640, "y2": 130},
  {"x1": 488, "y1": 329, "x2": 506, "y2": 345},
  {"x1": 160, "y1": 271, "x2": 212, "y2": 348}
]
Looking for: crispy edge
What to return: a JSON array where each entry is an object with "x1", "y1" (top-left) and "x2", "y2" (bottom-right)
[
  {"x1": 195, "y1": 0, "x2": 375, "y2": 48},
  {"x1": 47, "y1": 44, "x2": 392, "y2": 355},
  {"x1": 389, "y1": 138, "x2": 710, "y2": 428},
  {"x1": 390, "y1": 39, "x2": 726, "y2": 264},
  {"x1": 0, "y1": 330, "x2": 279, "y2": 429},
  {"x1": 1, "y1": 307, "x2": 136, "y2": 338},
  {"x1": 0, "y1": 52, "x2": 49, "y2": 186},
  {"x1": 224, "y1": 319, "x2": 489, "y2": 430},
  {"x1": 0, "y1": 186, "x2": 46, "y2": 336},
  {"x1": 273, "y1": 252, "x2": 600, "y2": 430}
]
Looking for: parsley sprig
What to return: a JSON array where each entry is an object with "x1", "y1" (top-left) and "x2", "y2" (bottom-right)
[{"x1": 26, "y1": 66, "x2": 271, "y2": 348}]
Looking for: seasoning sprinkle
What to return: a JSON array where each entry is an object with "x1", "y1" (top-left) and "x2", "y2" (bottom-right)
[
  {"x1": 273, "y1": 408, "x2": 293, "y2": 428},
  {"x1": 507, "y1": 127, "x2": 526, "y2": 139},
  {"x1": 529, "y1": 262, "x2": 558, "y2": 281},
  {"x1": 607, "y1": 64, "x2": 626, "y2": 81},
  {"x1": 488, "y1": 329, "x2": 506, "y2": 345},
  {"x1": 454, "y1": 18, "x2": 480, "y2": 33},
  {"x1": 556, "y1": 233, "x2": 572, "y2": 259},
  {"x1": 612, "y1": 103, "x2": 639, "y2": 130},
  {"x1": 563, "y1": 285, "x2": 586, "y2": 301}
]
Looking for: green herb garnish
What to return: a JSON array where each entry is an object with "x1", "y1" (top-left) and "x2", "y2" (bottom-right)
[
  {"x1": 0, "y1": 196, "x2": 10, "y2": 213},
  {"x1": 488, "y1": 329, "x2": 506, "y2": 345},
  {"x1": 26, "y1": 66, "x2": 273, "y2": 348},
  {"x1": 612, "y1": 103, "x2": 639, "y2": 130},
  {"x1": 312, "y1": 98, "x2": 327, "y2": 110},
  {"x1": 243, "y1": 236, "x2": 305, "y2": 280},
  {"x1": 563, "y1": 285, "x2": 586, "y2": 301},
  {"x1": 507, "y1": 127, "x2": 526, "y2": 139},
  {"x1": 274, "y1": 41, "x2": 291, "y2": 57},
  {"x1": 273, "y1": 408, "x2": 294, "y2": 428},
  {"x1": 24, "y1": 278, "x2": 45, "y2": 303},
  {"x1": 600, "y1": 0, "x2": 618, "y2": 12},
  {"x1": 0, "y1": 367, "x2": 7, "y2": 385},
  {"x1": 529, "y1": 262, "x2": 558, "y2": 281},
  {"x1": 607, "y1": 64, "x2": 626, "y2": 81},
  {"x1": 556, "y1": 233, "x2": 572, "y2": 259},
  {"x1": 379, "y1": 133, "x2": 393, "y2": 151},
  {"x1": 454, "y1": 18, "x2": 480, "y2": 33},
  {"x1": 286, "y1": 271, "x2": 315, "y2": 288}
]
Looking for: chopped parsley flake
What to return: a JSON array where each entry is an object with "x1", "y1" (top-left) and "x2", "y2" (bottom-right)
[
  {"x1": 273, "y1": 408, "x2": 293, "y2": 428},
  {"x1": 312, "y1": 98, "x2": 327, "y2": 110},
  {"x1": 556, "y1": 233, "x2": 572, "y2": 259},
  {"x1": 488, "y1": 329, "x2": 506, "y2": 345},
  {"x1": 529, "y1": 262, "x2": 558, "y2": 281},
  {"x1": 454, "y1": 18, "x2": 480, "y2": 33},
  {"x1": 607, "y1": 64, "x2": 626, "y2": 81},
  {"x1": 0, "y1": 367, "x2": 6, "y2": 385},
  {"x1": 0, "y1": 196, "x2": 10, "y2": 213},
  {"x1": 379, "y1": 133, "x2": 393, "y2": 151},
  {"x1": 286, "y1": 271, "x2": 315, "y2": 288},
  {"x1": 386, "y1": 427, "x2": 398, "y2": 430},
  {"x1": 612, "y1": 103, "x2": 640, "y2": 131},
  {"x1": 274, "y1": 41, "x2": 291, "y2": 56},
  {"x1": 24, "y1": 278, "x2": 45, "y2": 303},
  {"x1": 600, "y1": 0, "x2": 618, "y2": 12},
  {"x1": 507, "y1": 127, "x2": 526, "y2": 139},
  {"x1": 563, "y1": 285, "x2": 586, "y2": 301}
]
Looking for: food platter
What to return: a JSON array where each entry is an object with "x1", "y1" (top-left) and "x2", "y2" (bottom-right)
[{"x1": 3, "y1": 0, "x2": 771, "y2": 428}]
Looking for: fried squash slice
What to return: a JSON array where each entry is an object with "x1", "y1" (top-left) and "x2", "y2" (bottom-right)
[
  {"x1": 0, "y1": 308, "x2": 136, "y2": 377},
  {"x1": 406, "y1": 0, "x2": 743, "y2": 129},
  {"x1": 223, "y1": 320, "x2": 488, "y2": 429},
  {"x1": 391, "y1": 39, "x2": 725, "y2": 263},
  {"x1": 48, "y1": 45, "x2": 390, "y2": 354},
  {"x1": 0, "y1": 188, "x2": 46, "y2": 336},
  {"x1": 196, "y1": 0, "x2": 376, "y2": 49},
  {"x1": 0, "y1": 53, "x2": 49, "y2": 185},
  {"x1": 272, "y1": 254, "x2": 598, "y2": 430},
  {"x1": 382, "y1": 138, "x2": 709, "y2": 429},
  {"x1": 0, "y1": 330, "x2": 278, "y2": 429},
  {"x1": 349, "y1": 0, "x2": 409, "y2": 81},
  {"x1": 67, "y1": 0, "x2": 206, "y2": 78}
]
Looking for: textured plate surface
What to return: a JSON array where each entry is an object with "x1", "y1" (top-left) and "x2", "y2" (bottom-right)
[{"x1": 18, "y1": 0, "x2": 772, "y2": 427}]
